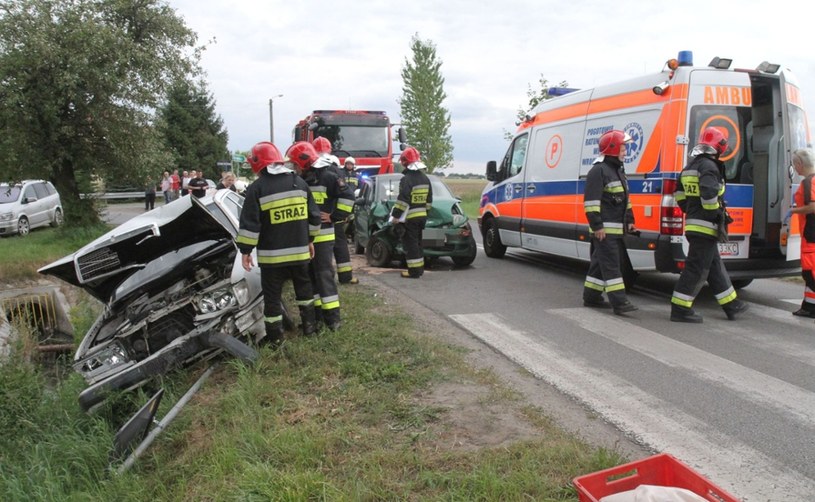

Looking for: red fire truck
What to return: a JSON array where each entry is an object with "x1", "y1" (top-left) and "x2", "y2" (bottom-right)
[{"x1": 292, "y1": 110, "x2": 406, "y2": 177}]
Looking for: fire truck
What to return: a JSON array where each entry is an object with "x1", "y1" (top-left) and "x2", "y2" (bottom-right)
[
  {"x1": 292, "y1": 110, "x2": 406, "y2": 177},
  {"x1": 479, "y1": 51, "x2": 812, "y2": 288}
]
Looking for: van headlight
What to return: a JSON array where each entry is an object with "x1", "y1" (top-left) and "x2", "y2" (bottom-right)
[
  {"x1": 0, "y1": 212, "x2": 13, "y2": 222},
  {"x1": 195, "y1": 287, "x2": 237, "y2": 314}
]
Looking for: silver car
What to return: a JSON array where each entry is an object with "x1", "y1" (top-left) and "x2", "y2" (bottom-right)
[
  {"x1": 39, "y1": 190, "x2": 266, "y2": 411},
  {"x1": 0, "y1": 180, "x2": 64, "y2": 236}
]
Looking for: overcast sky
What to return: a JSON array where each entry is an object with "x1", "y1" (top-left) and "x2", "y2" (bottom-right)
[{"x1": 167, "y1": 0, "x2": 814, "y2": 174}]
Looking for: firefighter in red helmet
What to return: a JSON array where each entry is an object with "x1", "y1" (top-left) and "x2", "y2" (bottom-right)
[
  {"x1": 236, "y1": 141, "x2": 322, "y2": 347},
  {"x1": 289, "y1": 141, "x2": 354, "y2": 330},
  {"x1": 391, "y1": 147, "x2": 433, "y2": 278},
  {"x1": 582, "y1": 129, "x2": 638, "y2": 315},
  {"x1": 670, "y1": 127, "x2": 748, "y2": 322}
]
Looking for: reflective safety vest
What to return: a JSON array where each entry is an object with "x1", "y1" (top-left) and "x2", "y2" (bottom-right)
[
  {"x1": 675, "y1": 154, "x2": 726, "y2": 239},
  {"x1": 391, "y1": 170, "x2": 433, "y2": 220}
]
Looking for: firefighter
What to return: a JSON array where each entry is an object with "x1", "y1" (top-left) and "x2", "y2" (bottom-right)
[
  {"x1": 670, "y1": 127, "x2": 748, "y2": 323},
  {"x1": 333, "y1": 156, "x2": 359, "y2": 284},
  {"x1": 390, "y1": 147, "x2": 433, "y2": 279},
  {"x1": 788, "y1": 149, "x2": 815, "y2": 318},
  {"x1": 288, "y1": 141, "x2": 355, "y2": 330},
  {"x1": 582, "y1": 130, "x2": 638, "y2": 315},
  {"x1": 236, "y1": 141, "x2": 321, "y2": 347}
]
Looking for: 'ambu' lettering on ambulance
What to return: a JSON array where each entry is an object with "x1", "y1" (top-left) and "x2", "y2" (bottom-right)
[
  {"x1": 703, "y1": 86, "x2": 752, "y2": 106},
  {"x1": 271, "y1": 203, "x2": 306, "y2": 223}
]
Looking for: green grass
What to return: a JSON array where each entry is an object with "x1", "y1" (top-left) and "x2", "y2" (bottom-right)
[
  {"x1": 444, "y1": 179, "x2": 488, "y2": 220},
  {"x1": 0, "y1": 284, "x2": 626, "y2": 501},
  {"x1": 0, "y1": 225, "x2": 109, "y2": 281}
]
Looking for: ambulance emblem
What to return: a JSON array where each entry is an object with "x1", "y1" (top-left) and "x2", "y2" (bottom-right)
[{"x1": 623, "y1": 122, "x2": 644, "y2": 163}]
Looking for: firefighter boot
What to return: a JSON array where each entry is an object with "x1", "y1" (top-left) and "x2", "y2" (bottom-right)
[
  {"x1": 612, "y1": 301, "x2": 638, "y2": 316},
  {"x1": 583, "y1": 295, "x2": 611, "y2": 309},
  {"x1": 300, "y1": 305, "x2": 317, "y2": 337},
  {"x1": 723, "y1": 300, "x2": 749, "y2": 321},
  {"x1": 323, "y1": 309, "x2": 342, "y2": 332},
  {"x1": 670, "y1": 305, "x2": 703, "y2": 323},
  {"x1": 263, "y1": 321, "x2": 285, "y2": 349}
]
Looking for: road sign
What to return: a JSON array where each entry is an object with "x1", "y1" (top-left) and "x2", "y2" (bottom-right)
[
  {"x1": 216, "y1": 161, "x2": 231, "y2": 168},
  {"x1": 232, "y1": 154, "x2": 246, "y2": 162}
]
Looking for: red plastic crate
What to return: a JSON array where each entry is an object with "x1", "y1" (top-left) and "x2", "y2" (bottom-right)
[{"x1": 573, "y1": 453, "x2": 739, "y2": 502}]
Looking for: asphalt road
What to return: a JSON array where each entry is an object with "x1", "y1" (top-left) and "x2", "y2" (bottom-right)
[{"x1": 106, "y1": 203, "x2": 815, "y2": 500}]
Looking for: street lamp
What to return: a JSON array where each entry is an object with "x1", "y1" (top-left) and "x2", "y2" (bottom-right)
[{"x1": 269, "y1": 94, "x2": 283, "y2": 143}]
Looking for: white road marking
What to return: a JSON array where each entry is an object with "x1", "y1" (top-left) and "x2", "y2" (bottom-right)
[{"x1": 449, "y1": 311, "x2": 815, "y2": 501}]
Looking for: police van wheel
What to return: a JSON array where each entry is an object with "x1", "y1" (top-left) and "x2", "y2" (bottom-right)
[{"x1": 483, "y1": 218, "x2": 506, "y2": 258}]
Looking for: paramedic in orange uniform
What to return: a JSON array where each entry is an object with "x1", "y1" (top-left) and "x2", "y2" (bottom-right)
[
  {"x1": 790, "y1": 149, "x2": 815, "y2": 318},
  {"x1": 582, "y1": 130, "x2": 638, "y2": 315},
  {"x1": 670, "y1": 127, "x2": 748, "y2": 323}
]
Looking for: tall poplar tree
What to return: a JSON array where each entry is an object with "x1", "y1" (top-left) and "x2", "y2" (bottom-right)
[
  {"x1": 398, "y1": 35, "x2": 453, "y2": 173},
  {"x1": 158, "y1": 79, "x2": 229, "y2": 179}
]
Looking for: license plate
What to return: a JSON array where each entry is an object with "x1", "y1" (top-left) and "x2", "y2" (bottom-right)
[{"x1": 718, "y1": 242, "x2": 739, "y2": 256}]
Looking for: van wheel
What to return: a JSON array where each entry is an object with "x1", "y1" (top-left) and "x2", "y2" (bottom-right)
[
  {"x1": 483, "y1": 217, "x2": 506, "y2": 258},
  {"x1": 731, "y1": 278, "x2": 753, "y2": 290},
  {"x1": 51, "y1": 208, "x2": 64, "y2": 227},
  {"x1": 365, "y1": 236, "x2": 392, "y2": 267},
  {"x1": 17, "y1": 216, "x2": 30, "y2": 236}
]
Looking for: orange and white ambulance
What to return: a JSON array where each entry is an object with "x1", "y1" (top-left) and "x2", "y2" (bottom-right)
[{"x1": 479, "y1": 51, "x2": 811, "y2": 287}]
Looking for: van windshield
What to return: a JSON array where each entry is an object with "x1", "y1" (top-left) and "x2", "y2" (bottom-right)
[{"x1": 0, "y1": 186, "x2": 21, "y2": 203}]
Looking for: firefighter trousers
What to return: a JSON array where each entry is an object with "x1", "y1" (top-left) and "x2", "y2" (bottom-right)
[
  {"x1": 333, "y1": 223, "x2": 354, "y2": 283},
  {"x1": 309, "y1": 239, "x2": 341, "y2": 324},
  {"x1": 260, "y1": 264, "x2": 315, "y2": 340},
  {"x1": 671, "y1": 234, "x2": 737, "y2": 310},
  {"x1": 401, "y1": 218, "x2": 426, "y2": 278},
  {"x1": 583, "y1": 235, "x2": 629, "y2": 307}
]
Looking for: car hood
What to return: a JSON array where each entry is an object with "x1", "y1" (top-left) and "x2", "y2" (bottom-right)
[
  {"x1": 39, "y1": 196, "x2": 235, "y2": 302},
  {"x1": 377, "y1": 197, "x2": 461, "y2": 227}
]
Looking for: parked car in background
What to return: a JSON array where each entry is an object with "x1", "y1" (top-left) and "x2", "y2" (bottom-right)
[
  {"x1": 353, "y1": 173, "x2": 477, "y2": 268},
  {"x1": 39, "y1": 191, "x2": 267, "y2": 412},
  {"x1": 0, "y1": 180, "x2": 63, "y2": 236}
]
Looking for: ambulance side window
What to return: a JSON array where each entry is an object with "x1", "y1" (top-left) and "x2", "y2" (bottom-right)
[{"x1": 503, "y1": 133, "x2": 529, "y2": 179}]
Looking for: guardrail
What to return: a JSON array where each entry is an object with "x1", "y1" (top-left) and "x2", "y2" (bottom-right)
[{"x1": 82, "y1": 191, "x2": 164, "y2": 200}]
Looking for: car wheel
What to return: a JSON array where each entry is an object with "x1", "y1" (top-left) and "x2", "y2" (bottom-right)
[
  {"x1": 483, "y1": 217, "x2": 506, "y2": 258},
  {"x1": 17, "y1": 216, "x2": 30, "y2": 236},
  {"x1": 365, "y1": 235, "x2": 392, "y2": 267},
  {"x1": 51, "y1": 208, "x2": 64, "y2": 228},
  {"x1": 452, "y1": 238, "x2": 478, "y2": 267}
]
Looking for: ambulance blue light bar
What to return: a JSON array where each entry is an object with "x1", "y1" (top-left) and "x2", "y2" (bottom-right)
[
  {"x1": 677, "y1": 50, "x2": 693, "y2": 67},
  {"x1": 548, "y1": 87, "x2": 579, "y2": 97}
]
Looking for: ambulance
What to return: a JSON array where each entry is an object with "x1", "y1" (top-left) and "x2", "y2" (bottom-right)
[{"x1": 479, "y1": 51, "x2": 811, "y2": 288}]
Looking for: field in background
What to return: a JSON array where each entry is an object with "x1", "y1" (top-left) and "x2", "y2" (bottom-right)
[{"x1": 443, "y1": 178, "x2": 488, "y2": 220}]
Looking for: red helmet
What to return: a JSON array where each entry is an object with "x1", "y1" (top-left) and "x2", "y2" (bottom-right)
[
  {"x1": 699, "y1": 126, "x2": 728, "y2": 155},
  {"x1": 312, "y1": 137, "x2": 332, "y2": 154},
  {"x1": 285, "y1": 141, "x2": 319, "y2": 170},
  {"x1": 247, "y1": 142, "x2": 283, "y2": 174},
  {"x1": 399, "y1": 146, "x2": 421, "y2": 165},
  {"x1": 598, "y1": 130, "x2": 631, "y2": 156}
]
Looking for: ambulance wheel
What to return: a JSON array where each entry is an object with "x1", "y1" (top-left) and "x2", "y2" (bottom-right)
[
  {"x1": 730, "y1": 278, "x2": 753, "y2": 290},
  {"x1": 365, "y1": 236, "x2": 392, "y2": 267},
  {"x1": 483, "y1": 217, "x2": 506, "y2": 258}
]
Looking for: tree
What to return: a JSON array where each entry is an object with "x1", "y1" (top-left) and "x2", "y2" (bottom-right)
[
  {"x1": 398, "y1": 35, "x2": 453, "y2": 173},
  {"x1": 0, "y1": 0, "x2": 201, "y2": 226},
  {"x1": 158, "y1": 79, "x2": 229, "y2": 180},
  {"x1": 504, "y1": 75, "x2": 570, "y2": 141}
]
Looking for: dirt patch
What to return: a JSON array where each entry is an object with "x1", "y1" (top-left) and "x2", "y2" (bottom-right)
[{"x1": 354, "y1": 253, "x2": 650, "y2": 460}]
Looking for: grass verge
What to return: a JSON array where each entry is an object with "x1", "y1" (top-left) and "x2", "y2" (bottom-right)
[
  {"x1": 0, "y1": 284, "x2": 624, "y2": 500},
  {"x1": 0, "y1": 224, "x2": 109, "y2": 282},
  {"x1": 444, "y1": 179, "x2": 488, "y2": 220}
]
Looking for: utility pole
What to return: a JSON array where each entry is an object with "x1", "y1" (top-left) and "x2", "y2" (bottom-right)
[{"x1": 269, "y1": 94, "x2": 283, "y2": 143}]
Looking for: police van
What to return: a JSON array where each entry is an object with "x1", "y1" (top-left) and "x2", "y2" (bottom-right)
[{"x1": 479, "y1": 51, "x2": 811, "y2": 288}]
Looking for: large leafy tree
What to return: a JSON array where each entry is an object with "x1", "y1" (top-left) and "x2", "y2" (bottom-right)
[
  {"x1": 0, "y1": 0, "x2": 200, "y2": 225},
  {"x1": 398, "y1": 34, "x2": 453, "y2": 173},
  {"x1": 158, "y1": 79, "x2": 229, "y2": 180}
]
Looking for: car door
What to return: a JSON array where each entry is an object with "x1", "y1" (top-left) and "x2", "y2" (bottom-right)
[
  {"x1": 33, "y1": 182, "x2": 52, "y2": 228},
  {"x1": 21, "y1": 184, "x2": 43, "y2": 227},
  {"x1": 354, "y1": 179, "x2": 373, "y2": 248}
]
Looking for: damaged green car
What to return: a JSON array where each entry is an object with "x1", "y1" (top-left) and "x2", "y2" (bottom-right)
[{"x1": 353, "y1": 173, "x2": 477, "y2": 268}]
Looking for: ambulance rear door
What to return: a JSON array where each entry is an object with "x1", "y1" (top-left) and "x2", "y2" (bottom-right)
[{"x1": 777, "y1": 69, "x2": 810, "y2": 260}]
